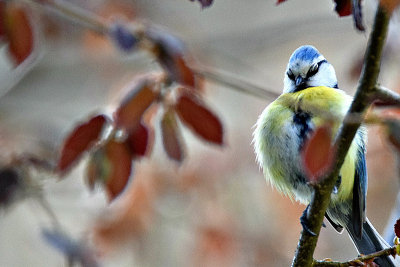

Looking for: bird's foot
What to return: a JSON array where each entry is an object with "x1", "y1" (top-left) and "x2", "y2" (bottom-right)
[{"x1": 300, "y1": 205, "x2": 317, "y2": 236}]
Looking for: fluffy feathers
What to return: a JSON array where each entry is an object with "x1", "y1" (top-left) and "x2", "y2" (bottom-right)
[{"x1": 253, "y1": 45, "x2": 395, "y2": 266}]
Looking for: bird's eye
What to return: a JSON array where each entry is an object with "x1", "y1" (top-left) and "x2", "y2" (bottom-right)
[
  {"x1": 287, "y1": 70, "x2": 295, "y2": 81},
  {"x1": 307, "y1": 63, "x2": 319, "y2": 77}
]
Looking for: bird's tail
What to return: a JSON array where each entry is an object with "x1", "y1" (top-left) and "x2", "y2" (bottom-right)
[{"x1": 346, "y1": 218, "x2": 398, "y2": 267}]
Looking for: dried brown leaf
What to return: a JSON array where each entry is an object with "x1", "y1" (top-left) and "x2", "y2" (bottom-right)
[
  {"x1": 114, "y1": 78, "x2": 158, "y2": 133},
  {"x1": 57, "y1": 114, "x2": 108, "y2": 175},
  {"x1": 4, "y1": 3, "x2": 34, "y2": 65},
  {"x1": 128, "y1": 122, "x2": 153, "y2": 157},
  {"x1": 175, "y1": 92, "x2": 224, "y2": 145},
  {"x1": 104, "y1": 139, "x2": 133, "y2": 200},
  {"x1": 334, "y1": 0, "x2": 352, "y2": 16},
  {"x1": 301, "y1": 124, "x2": 335, "y2": 182}
]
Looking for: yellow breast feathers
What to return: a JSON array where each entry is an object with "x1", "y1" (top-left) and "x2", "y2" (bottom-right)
[{"x1": 255, "y1": 86, "x2": 360, "y2": 203}]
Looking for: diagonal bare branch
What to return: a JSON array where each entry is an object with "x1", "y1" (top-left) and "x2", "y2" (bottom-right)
[{"x1": 292, "y1": 5, "x2": 391, "y2": 267}]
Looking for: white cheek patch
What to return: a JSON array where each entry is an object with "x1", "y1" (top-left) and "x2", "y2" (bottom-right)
[
  {"x1": 308, "y1": 64, "x2": 337, "y2": 88},
  {"x1": 283, "y1": 76, "x2": 295, "y2": 93}
]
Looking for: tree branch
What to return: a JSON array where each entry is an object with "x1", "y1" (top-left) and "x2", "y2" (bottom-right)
[
  {"x1": 192, "y1": 65, "x2": 280, "y2": 99},
  {"x1": 26, "y1": 0, "x2": 280, "y2": 101},
  {"x1": 313, "y1": 246, "x2": 397, "y2": 267},
  {"x1": 292, "y1": 5, "x2": 391, "y2": 267},
  {"x1": 26, "y1": 0, "x2": 109, "y2": 33},
  {"x1": 373, "y1": 85, "x2": 400, "y2": 106}
]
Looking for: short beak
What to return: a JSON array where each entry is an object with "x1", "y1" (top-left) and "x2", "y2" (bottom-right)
[{"x1": 295, "y1": 76, "x2": 306, "y2": 87}]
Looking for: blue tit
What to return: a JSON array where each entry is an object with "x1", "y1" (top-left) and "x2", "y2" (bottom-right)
[{"x1": 253, "y1": 45, "x2": 395, "y2": 266}]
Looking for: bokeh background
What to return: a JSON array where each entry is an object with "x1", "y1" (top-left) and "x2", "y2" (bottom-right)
[{"x1": 1, "y1": 0, "x2": 400, "y2": 266}]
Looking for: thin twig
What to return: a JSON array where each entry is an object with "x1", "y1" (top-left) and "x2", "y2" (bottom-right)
[
  {"x1": 34, "y1": 193, "x2": 62, "y2": 229},
  {"x1": 313, "y1": 246, "x2": 397, "y2": 267},
  {"x1": 292, "y1": 5, "x2": 391, "y2": 267},
  {"x1": 26, "y1": 0, "x2": 109, "y2": 34},
  {"x1": 373, "y1": 85, "x2": 400, "y2": 106},
  {"x1": 27, "y1": 0, "x2": 279, "y2": 101},
  {"x1": 192, "y1": 65, "x2": 280, "y2": 100}
]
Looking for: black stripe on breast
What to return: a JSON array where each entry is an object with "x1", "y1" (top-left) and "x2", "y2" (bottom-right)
[
  {"x1": 293, "y1": 111, "x2": 312, "y2": 144},
  {"x1": 292, "y1": 174, "x2": 307, "y2": 189}
]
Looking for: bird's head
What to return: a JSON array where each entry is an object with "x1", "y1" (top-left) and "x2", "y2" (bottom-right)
[{"x1": 283, "y1": 45, "x2": 338, "y2": 93}]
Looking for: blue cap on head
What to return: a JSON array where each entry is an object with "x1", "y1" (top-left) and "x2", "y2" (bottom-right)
[
  {"x1": 289, "y1": 45, "x2": 321, "y2": 64},
  {"x1": 284, "y1": 45, "x2": 337, "y2": 93}
]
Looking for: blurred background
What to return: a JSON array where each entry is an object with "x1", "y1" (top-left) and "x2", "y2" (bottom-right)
[{"x1": 1, "y1": 0, "x2": 400, "y2": 266}]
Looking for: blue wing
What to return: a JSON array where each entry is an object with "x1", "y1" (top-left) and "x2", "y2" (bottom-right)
[{"x1": 352, "y1": 130, "x2": 367, "y2": 239}]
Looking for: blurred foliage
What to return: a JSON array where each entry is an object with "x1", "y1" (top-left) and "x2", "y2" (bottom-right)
[{"x1": 1, "y1": 0, "x2": 400, "y2": 266}]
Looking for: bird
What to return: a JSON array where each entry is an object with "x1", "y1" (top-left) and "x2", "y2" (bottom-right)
[{"x1": 253, "y1": 45, "x2": 396, "y2": 266}]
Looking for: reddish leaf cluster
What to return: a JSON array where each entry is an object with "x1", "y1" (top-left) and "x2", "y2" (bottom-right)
[
  {"x1": 56, "y1": 112, "x2": 137, "y2": 201},
  {"x1": 57, "y1": 71, "x2": 223, "y2": 200},
  {"x1": 55, "y1": 6, "x2": 224, "y2": 201},
  {"x1": 0, "y1": 2, "x2": 34, "y2": 65},
  {"x1": 111, "y1": 32, "x2": 224, "y2": 163},
  {"x1": 301, "y1": 125, "x2": 335, "y2": 182},
  {"x1": 57, "y1": 112, "x2": 153, "y2": 201}
]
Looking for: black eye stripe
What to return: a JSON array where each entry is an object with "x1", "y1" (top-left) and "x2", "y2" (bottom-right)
[
  {"x1": 287, "y1": 70, "x2": 295, "y2": 80},
  {"x1": 317, "y1": 59, "x2": 327, "y2": 67},
  {"x1": 306, "y1": 59, "x2": 327, "y2": 78},
  {"x1": 287, "y1": 59, "x2": 327, "y2": 81}
]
